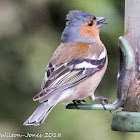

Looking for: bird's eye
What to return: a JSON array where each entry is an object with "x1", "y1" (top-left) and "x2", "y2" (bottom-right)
[{"x1": 88, "y1": 21, "x2": 93, "y2": 26}]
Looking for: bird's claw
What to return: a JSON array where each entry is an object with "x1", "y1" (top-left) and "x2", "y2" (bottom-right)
[
  {"x1": 78, "y1": 100, "x2": 87, "y2": 104},
  {"x1": 72, "y1": 100, "x2": 87, "y2": 109},
  {"x1": 73, "y1": 100, "x2": 87, "y2": 104},
  {"x1": 95, "y1": 96, "x2": 112, "y2": 110}
]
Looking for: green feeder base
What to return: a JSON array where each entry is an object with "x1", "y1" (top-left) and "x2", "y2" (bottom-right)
[{"x1": 111, "y1": 111, "x2": 140, "y2": 132}]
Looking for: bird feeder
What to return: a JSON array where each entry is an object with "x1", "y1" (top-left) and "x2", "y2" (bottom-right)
[{"x1": 66, "y1": 0, "x2": 140, "y2": 132}]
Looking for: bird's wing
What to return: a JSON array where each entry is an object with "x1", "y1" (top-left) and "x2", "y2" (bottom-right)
[{"x1": 34, "y1": 42, "x2": 107, "y2": 102}]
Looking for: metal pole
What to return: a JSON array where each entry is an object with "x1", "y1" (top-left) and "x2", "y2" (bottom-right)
[
  {"x1": 123, "y1": 0, "x2": 140, "y2": 112},
  {"x1": 112, "y1": 0, "x2": 140, "y2": 132}
]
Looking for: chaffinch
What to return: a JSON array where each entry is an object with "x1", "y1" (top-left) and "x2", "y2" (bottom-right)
[{"x1": 24, "y1": 10, "x2": 109, "y2": 126}]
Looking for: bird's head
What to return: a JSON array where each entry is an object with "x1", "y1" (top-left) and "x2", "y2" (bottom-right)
[{"x1": 61, "y1": 10, "x2": 107, "y2": 43}]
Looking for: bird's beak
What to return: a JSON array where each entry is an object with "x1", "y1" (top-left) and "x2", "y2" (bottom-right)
[{"x1": 96, "y1": 17, "x2": 107, "y2": 29}]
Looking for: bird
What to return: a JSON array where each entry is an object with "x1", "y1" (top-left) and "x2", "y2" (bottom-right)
[{"x1": 23, "y1": 10, "x2": 110, "y2": 126}]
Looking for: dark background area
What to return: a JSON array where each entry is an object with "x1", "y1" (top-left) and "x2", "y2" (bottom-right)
[{"x1": 1, "y1": 0, "x2": 140, "y2": 140}]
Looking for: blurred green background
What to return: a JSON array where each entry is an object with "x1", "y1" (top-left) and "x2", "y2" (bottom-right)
[{"x1": 1, "y1": 0, "x2": 140, "y2": 140}]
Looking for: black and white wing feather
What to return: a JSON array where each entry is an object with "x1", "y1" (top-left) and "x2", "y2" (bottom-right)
[{"x1": 34, "y1": 56, "x2": 106, "y2": 103}]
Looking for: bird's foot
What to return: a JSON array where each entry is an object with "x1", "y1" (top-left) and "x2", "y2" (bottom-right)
[
  {"x1": 72, "y1": 100, "x2": 87, "y2": 109},
  {"x1": 95, "y1": 96, "x2": 112, "y2": 110}
]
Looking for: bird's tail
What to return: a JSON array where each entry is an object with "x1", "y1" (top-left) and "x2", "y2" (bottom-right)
[{"x1": 23, "y1": 99, "x2": 58, "y2": 126}]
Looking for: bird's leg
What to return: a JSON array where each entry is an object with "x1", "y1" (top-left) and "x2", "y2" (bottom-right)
[{"x1": 95, "y1": 96, "x2": 112, "y2": 110}]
